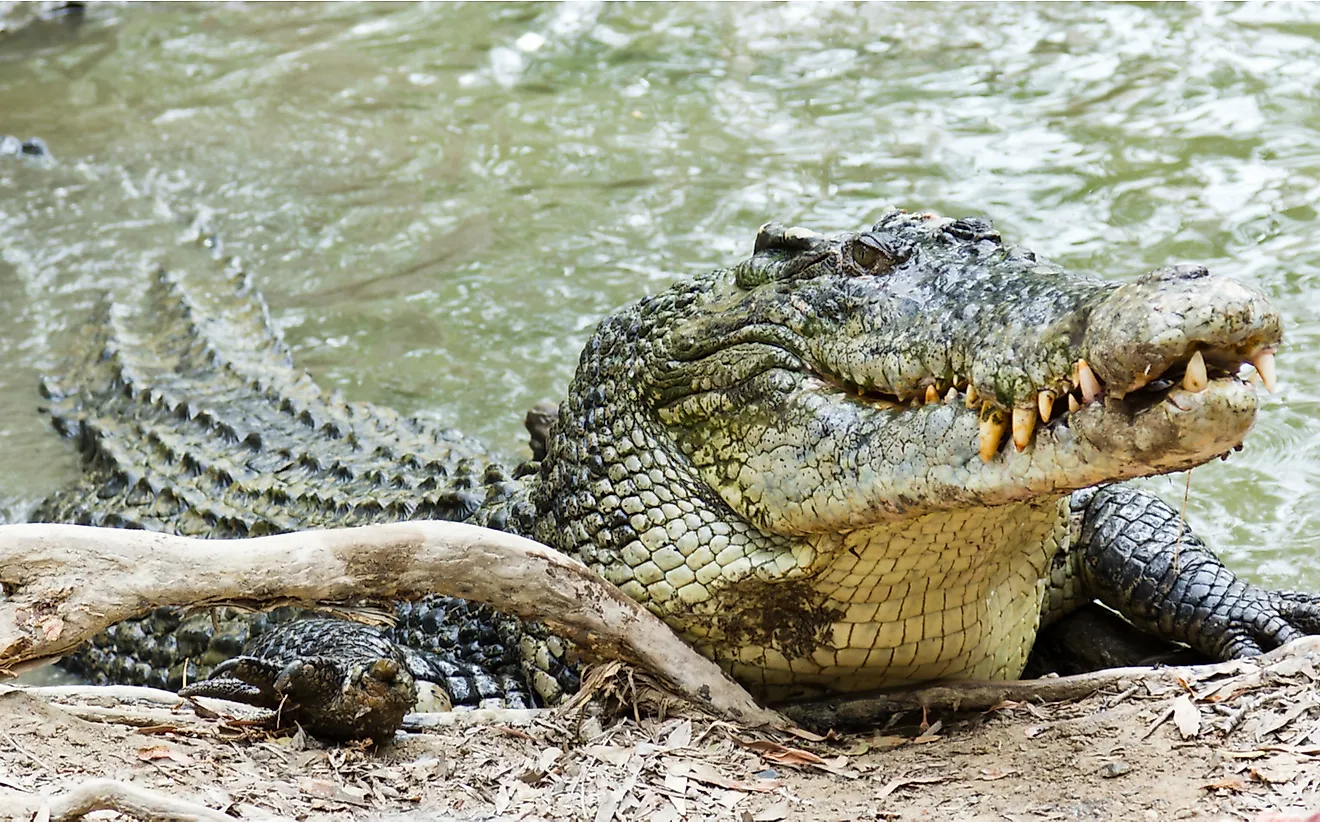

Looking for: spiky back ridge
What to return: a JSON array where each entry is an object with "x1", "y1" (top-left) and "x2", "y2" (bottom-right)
[
  {"x1": 33, "y1": 260, "x2": 541, "y2": 704},
  {"x1": 34, "y1": 265, "x2": 529, "y2": 535}
]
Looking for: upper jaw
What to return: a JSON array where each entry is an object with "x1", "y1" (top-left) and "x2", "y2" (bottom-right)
[{"x1": 817, "y1": 263, "x2": 1281, "y2": 465}]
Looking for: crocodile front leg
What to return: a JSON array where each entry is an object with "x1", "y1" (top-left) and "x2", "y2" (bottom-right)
[{"x1": 1054, "y1": 485, "x2": 1320, "y2": 661}]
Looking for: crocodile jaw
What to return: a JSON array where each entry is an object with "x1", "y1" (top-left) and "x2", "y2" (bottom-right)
[{"x1": 652, "y1": 211, "x2": 1279, "y2": 535}]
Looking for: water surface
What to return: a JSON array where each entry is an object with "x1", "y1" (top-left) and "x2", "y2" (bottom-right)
[{"x1": 2, "y1": 2, "x2": 1319, "y2": 587}]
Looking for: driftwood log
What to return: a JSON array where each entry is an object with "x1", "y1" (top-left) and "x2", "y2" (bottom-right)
[
  {"x1": 0, "y1": 522, "x2": 783, "y2": 726},
  {"x1": 4, "y1": 521, "x2": 1319, "y2": 737}
]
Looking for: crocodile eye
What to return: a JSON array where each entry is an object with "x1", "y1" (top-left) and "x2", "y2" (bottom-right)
[{"x1": 849, "y1": 234, "x2": 893, "y2": 272}]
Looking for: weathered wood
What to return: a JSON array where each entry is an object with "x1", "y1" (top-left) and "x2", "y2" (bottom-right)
[
  {"x1": 2, "y1": 778, "x2": 241, "y2": 822},
  {"x1": 780, "y1": 636, "x2": 1320, "y2": 730},
  {"x1": 0, "y1": 522, "x2": 784, "y2": 726}
]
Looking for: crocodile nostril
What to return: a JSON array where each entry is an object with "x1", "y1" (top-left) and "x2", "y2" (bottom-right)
[{"x1": 1143, "y1": 264, "x2": 1210, "y2": 283}]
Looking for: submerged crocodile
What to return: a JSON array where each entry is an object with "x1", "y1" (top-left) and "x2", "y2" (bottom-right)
[{"x1": 32, "y1": 208, "x2": 1320, "y2": 733}]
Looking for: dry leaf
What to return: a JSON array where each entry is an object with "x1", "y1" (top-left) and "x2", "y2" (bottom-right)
[
  {"x1": 136, "y1": 745, "x2": 193, "y2": 765},
  {"x1": 686, "y1": 762, "x2": 780, "y2": 793},
  {"x1": 749, "y1": 743, "x2": 827, "y2": 766},
  {"x1": 875, "y1": 775, "x2": 947, "y2": 798},
  {"x1": 586, "y1": 745, "x2": 634, "y2": 767},
  {"x1": 666, "y1": 719, "x2": 692, "y2": 749},
  {"x1": 1172, "y1": 694, "x2": 1201, "y2": 739},
  {"x1": 868, "y1": 735, "x2": 908, "y2": 752},
  {"x1": 779, "y1": 726, "x2": 831, "y2": 743},
  {"x1": 538, "y1": 746, "x2": 563, "y2": 771},
  {"x1": 1249, "y1": 756, "x2": 1308, "y2": 784},
  {"x1": 733, "y1": 735, "x2": 859, "y2": 778},
  {"x1": 497, "y1": 725, "x2": 540, "y2": 743},
  {"x1": 1202, "y1": 776, "x2": 1246, "y2": 793},
  {"x1": 298, "y1": 778, "x2": 370, "y2": 805}
]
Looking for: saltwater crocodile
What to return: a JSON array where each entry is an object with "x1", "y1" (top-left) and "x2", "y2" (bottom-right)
[{"x1": 30, "y1": 207, "x2": 1320, "y2": 733}]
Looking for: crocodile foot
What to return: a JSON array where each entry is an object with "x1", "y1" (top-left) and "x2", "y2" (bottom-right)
[{"x1": 180, "y1": 619, "x2": 423, "y2": 742}]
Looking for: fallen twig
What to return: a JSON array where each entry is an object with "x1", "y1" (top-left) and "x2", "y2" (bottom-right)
[
  {"x1": 2, "y1": 778, "x2": 241, "y2": 822},
  {"x1": 780, "y1": 637, "x2": 1320, "y2": 730},
  {"x1": 0, "y1": 522, "x2": 783, "y2": 726}
]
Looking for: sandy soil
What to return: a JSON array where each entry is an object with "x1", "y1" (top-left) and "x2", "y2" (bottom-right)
[{"x1": 3, "y1": 645, "x2": 1320, "y2": 822}]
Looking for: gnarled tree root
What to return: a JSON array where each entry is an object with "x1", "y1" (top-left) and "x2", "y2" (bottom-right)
[{"x1": 0, "y1": 522, "x2": 784, "y2": 726}]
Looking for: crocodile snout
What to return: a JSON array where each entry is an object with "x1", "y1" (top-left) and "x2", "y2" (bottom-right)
[{"x1": 1082, "y1": 265, "x2": 1282, "y2": 399}]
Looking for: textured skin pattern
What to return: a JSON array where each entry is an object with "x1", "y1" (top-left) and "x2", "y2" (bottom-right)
[
  {"x1": 29, "y1": 206, "x2": 1320, "y2": 713},
  {"x1": 32, "y1": 265, "x2": 554, "y2": 708},
  {"x1": 1072, "y1": 485, "x2": 1320, "y2": 660},
  {"x1": 529, "y1": 209, "x2": 1299, "y2": 699},
  {"x1": 180, "y1": 619, "x2": 419, "y2": 742}
]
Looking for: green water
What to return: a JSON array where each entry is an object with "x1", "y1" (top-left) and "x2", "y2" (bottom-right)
[{"x1": 1, "y1": 2, "x2": 1319, "y2": 588}]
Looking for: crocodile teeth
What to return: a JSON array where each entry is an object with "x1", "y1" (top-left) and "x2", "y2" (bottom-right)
[
  {"x1": 1068, "y1": 393, "x2": 1081, "y2": 413},
  {"x1": 1252, "y1": 350, "x2": 1277, "y2": 393},
  {"x1": 1077, "y1": 359, "x2": 1101, "y2": 403},
  {"x1": 1037, "y1": 390, "x2": 1055, "y2": 422},
  {"x1": 944, "y1": 387, "x2": 958, "y2": 403},
  {"x1": 1012, "y1": 406, "x2": 1036, "y2": 451},
  {"x1": 1183, "y1": 350, "x2": 1208, "y2": 393},
  {"x1": 965, "y1": 384, "x2": 979, "y2": 408},
  {"x1": 925, "y1": 384, "x2": 940, "y2": 404},
  {"x1": 979, "y1": 405, "x2": 1007, "y2": 462}
]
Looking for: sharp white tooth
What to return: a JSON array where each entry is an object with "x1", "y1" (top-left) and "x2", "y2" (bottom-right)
[
  {"x1": 1012, "y1": 406, "x2": 1036, "y2": 451},
  {"x1": 1252, "y1": 350, "x2": 1277, "y2": 393},
  {"x1": 1183, "y1": 350, "x2": 1208, "y2": 393},
  {"x1": 1068, "y1": 393, "x2": 1081, "y2": 413},
  {"x1": 965, "y1": 384, "x2": 979, "y2": 408},
  {"x1": 979, "y1": 405, "x2": 1007, "y2": 462},
  {"x1": 1038, "y1": 390, "x2": 1055, "y2": 422},
  {"x1": 945, "y1": 387, "x2": 958, "y2": 403},
  {"x1": 1077, "y1": 359, "x2": 1101, "y2": 403}
]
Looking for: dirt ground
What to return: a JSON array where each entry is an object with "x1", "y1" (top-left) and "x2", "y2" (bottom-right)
[{"x1": 3, "y1": 645, "x2": 1320, "y2": 822}]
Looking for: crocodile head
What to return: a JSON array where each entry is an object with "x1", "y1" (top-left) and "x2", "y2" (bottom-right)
[
  {"x1": 539, "y1": 208, "x2": 1281, "y2": 692},
  {"x1": 641, "y1": 209, "x2": 1280, "y2": 533}
]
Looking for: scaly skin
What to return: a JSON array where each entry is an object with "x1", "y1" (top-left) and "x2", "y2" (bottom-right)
[
  {"x1": 35, "y1": 268, "x2": 553, "y2": 708},
  {"x1": 528, "y1": 211, "x2": 1293, "y2": 698},
  {"x1": 179, "y1": 620, "x2": 419, "y2": 743},
  {"x1": 30, "y1": 206, "x2": 1320, "y2": 720}
]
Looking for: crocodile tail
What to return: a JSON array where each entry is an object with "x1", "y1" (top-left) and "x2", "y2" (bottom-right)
[{"x1": 32, "y1": 256, "x2": 506, "y2": 537}]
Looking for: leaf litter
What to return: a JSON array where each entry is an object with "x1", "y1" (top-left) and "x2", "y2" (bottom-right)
[{"x1": 2, "y1": 640, "x2": 1320, "y2": 819}]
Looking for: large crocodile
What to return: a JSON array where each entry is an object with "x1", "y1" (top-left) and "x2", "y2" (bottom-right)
[{"x1": 30, "y1": 206, "x2": 1320, "y2": 728}]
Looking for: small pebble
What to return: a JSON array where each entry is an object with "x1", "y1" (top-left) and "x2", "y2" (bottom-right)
[{"x1": 1099, "y1": 761, "x2": 1130, "y2": 779}]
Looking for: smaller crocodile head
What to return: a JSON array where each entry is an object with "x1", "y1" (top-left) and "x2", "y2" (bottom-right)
[
  {"x1": 634, "y1": 209, "x2": 1280, "y2": 532},
  {"x1": 273, "y1": 654, "x2": 417, "y2": 743}
]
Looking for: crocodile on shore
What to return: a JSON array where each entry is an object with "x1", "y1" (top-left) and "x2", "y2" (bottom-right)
[{"x1": 30, "y1": 207, "x2": 1320, "y2": 737}]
